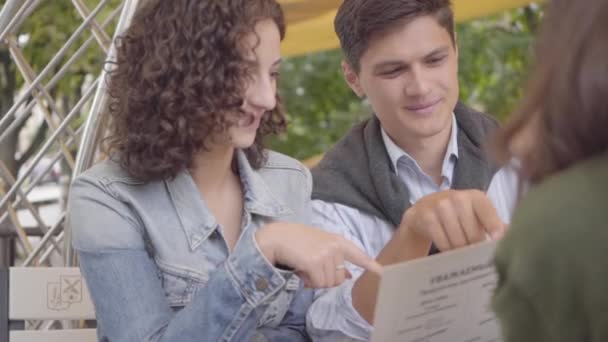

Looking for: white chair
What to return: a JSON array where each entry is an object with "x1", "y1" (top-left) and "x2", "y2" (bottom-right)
[{"x1": 2, "y1": 267, "x2": 96, "y2": 342}]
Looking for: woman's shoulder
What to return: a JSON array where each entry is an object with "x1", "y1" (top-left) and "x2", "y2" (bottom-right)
[
  {"x1": 254, "y1": 150, "x2": 313, "y2": 207},
  {"x1": 518, "y1": 154, "x2": 608, "y2": 219},
  {"x1": 259, "y1": 150, "x2": 312, "y2": 187},
  {"x1": 262, "y1": 150, "x2": 310, "y2": 175},
  {"x1": 73, "y1": 158, "x2": 145, "y2": 187},
  {"x1": 69, "y1": 159, "x2": 152, "y2": 225},
  {"x1": 69, "y1": 159, "x2": 150, "y2": 251},
  {"x1": 502, "y1": 154, "x2": 608, "y2": 258}
]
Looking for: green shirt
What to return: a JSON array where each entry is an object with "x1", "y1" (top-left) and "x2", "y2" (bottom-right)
[{"x1": 493, "y1": 154, "x2": 608, "y2": 342}]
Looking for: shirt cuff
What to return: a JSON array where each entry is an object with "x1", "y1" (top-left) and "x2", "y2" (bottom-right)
[
  {"x1": 308, "y1": 278, "x2": 373, "y2": 341},
  {"x1": 226, "y1": 227, "x2": 289, "y2": 307},
  {"x1": 338, "y1": 279, "x2": 374, "y2": 337}
]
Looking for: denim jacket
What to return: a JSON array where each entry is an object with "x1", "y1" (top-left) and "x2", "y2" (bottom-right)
[{"x1": 69, "y1": 150, "x2": 314, "y2": 341}]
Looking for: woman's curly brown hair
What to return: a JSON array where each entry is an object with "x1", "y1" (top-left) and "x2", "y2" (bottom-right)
[{"x1": 105, "y1": 0, "x2": 287, "y2": 182}]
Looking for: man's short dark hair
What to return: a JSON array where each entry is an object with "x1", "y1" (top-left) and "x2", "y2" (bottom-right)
[{"x1": 335, "y1": 0, "x2": 455, "y2": 72}]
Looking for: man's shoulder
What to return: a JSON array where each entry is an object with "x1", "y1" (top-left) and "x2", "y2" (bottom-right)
[
  {"x1": 325, "y1": 117, "x2": 371, "y2": 154},
  {"x1": 312, "y1": 117, "x2": 374, "y2": 172}
]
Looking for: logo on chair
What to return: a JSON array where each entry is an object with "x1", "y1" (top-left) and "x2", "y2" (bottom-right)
[{"x1": 47, "y1": 275, "x2": 83, "y2": 310}]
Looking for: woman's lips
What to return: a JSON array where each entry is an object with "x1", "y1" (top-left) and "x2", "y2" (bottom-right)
[
  {"x1": 238, "y1": 113, "x2": 255, "y2": 127},
  {"x1": 238, "y1": 112, "x2": 260, "y2": 129}
]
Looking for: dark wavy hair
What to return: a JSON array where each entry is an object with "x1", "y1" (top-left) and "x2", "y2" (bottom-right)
[
  {"x1": 493, "y1": 0, "x2": 608, "y2": 184},
  {"x1": 104, "y1": 0, "x2": 287, "y2": 182},
  {"x1": 335, "y1": 0, "x2": 454, "y2": 73}
]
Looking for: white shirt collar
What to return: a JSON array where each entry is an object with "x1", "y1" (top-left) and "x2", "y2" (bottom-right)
[{"x1": 381, "y1": 113, "x2": 459, "y2": 180}]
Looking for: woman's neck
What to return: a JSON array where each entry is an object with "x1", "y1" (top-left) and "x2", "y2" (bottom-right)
[{"x1": 191, "y1": 145, "x2": 238, "y2": 194}]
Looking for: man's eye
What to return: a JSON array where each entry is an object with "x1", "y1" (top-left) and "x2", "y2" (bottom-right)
[
  {"x1": 381, "y1": 68, "x2": 402, "y2": 76},
  {"x1": 427, "y1": 56, "x2": 446, "y2": 65}
]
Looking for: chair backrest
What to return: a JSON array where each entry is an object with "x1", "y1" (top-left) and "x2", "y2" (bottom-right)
[{"x1": 2, "y1": 267, "x2": 96, "y2": 342}]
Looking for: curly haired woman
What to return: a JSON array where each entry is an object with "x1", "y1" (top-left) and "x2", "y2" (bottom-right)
[{"x1": 68, "y1": 1, "x2": 381, "y2": 341}]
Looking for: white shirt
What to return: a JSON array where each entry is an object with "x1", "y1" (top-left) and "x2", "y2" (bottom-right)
[{"x1": 306, "y1": 115, "x2": 519, "y2": 341}]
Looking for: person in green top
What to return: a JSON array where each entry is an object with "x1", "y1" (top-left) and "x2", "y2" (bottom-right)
[{"x1": 490, "y1": 0, "x2": 608, "y2": 341}]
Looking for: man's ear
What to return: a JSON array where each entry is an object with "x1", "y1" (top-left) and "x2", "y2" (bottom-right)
[{"x1": 341, "y1": 60, "x2": 365, "y2": 98}]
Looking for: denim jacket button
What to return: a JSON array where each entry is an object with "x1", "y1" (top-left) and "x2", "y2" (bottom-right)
[{"x1": 255, "y1": 277, "x2": 269, "y2": 291}]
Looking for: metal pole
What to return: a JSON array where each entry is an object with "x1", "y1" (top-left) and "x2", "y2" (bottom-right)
[
  {"x1": 0, "y1": 0, "x2": 32, "y2": 38},
  {"x1": 66, "y1": 0, "x2": 142, "y2": 266}
]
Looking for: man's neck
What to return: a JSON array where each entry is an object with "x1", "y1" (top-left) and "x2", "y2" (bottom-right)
[{"x1": 388, "y1": 121, "x2": 453, "y2": 185}]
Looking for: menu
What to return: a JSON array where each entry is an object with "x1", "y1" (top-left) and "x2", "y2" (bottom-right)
[{"x1": 372, "y1": 241, "x2": 502, "y2": 342}]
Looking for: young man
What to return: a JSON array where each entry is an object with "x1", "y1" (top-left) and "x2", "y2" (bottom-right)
[{"x1": 306, "y1": 0, "x2": 518, "y2": 340}]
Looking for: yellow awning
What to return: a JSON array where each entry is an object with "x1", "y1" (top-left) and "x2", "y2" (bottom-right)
[{"x1": 279, "y1": 0, "x2": 541, "y2": 57}]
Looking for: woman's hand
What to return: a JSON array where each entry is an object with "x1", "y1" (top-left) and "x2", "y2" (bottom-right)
[{"x1": 255, "y1": 222, "x2": 382, "y2": 288}]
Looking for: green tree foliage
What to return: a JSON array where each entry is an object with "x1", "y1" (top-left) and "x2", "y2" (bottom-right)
[
  {"x1": 458, "y1": 5, "x2": 543, "y2": 121},
  {"x1": 269, "y1": 49, "x2": 367, "y2": 162}
]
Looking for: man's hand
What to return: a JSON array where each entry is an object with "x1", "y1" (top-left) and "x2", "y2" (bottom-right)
[{"x1": 398, "y1": 190, "x2": 506, "y2": 252}]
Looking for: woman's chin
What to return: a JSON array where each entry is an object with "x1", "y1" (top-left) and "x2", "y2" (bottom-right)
[{"x1": 230, "y1": 134, "x2": 256, "y2": 149}]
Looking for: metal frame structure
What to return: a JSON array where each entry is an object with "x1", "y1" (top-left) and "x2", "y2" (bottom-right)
[{"x1": 0, "y1": 0, "x2": 140, "y2": 334}]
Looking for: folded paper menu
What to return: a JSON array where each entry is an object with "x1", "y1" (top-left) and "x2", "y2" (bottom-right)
[{"x1": 372, "y1": 241, "x2": 502, "y2": 342}]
